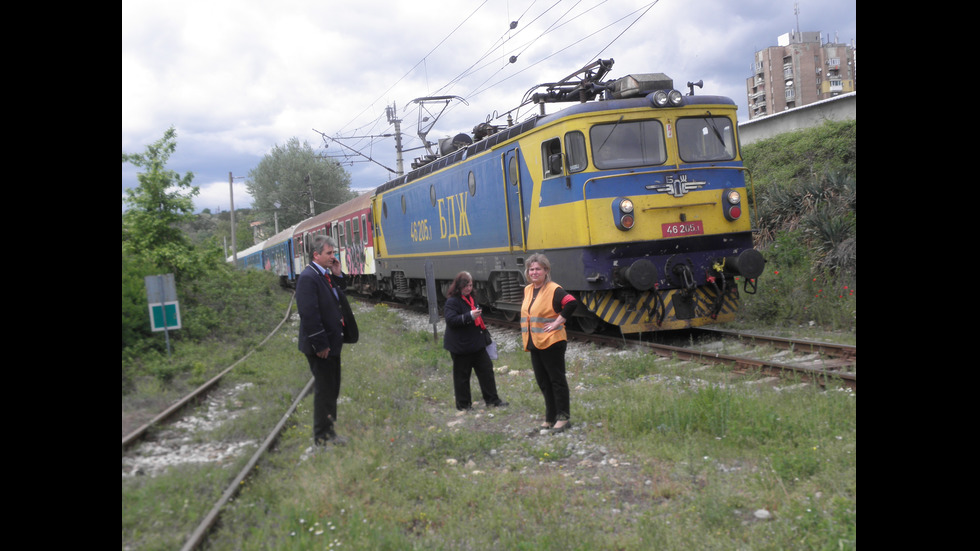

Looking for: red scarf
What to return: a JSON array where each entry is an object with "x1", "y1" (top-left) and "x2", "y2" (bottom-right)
[{"x1": 462, "y1": 294, "x2": 486, "y2": 330}]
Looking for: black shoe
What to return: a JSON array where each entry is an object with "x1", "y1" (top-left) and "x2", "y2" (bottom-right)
[
  {"x1": 318, "y1": 429, "x2": 347, "y2": 445},
  {"x1": 550, "y1": 420, "x2": 571, "y2": 434},
  {"x1": 488, "y1": 400, "x2": 509, "y2": 408}
]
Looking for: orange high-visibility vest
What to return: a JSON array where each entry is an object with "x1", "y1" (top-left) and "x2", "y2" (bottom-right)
[{"x1": 521, "y1": 281, "x2": 566, "y2": 351}]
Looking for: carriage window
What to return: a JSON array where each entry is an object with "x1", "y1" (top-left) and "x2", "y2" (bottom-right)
[
  {"x1": 591, "y1": 119, "x2": 666, "y2": 169},
  {"x1": 352, "y1": 216, "x2": 360, "y2": 245},
  {"x1": 361, "y1": 214, "x2": 368, "y2": 244},
  {"x1": 565, "y1": 131, "x2": 587, "y2": 173},
  {"x1": 345, "y1": 219, "x2": 353, "y2": 247},
  {"x1": 677, "y1": 116, "x2": 736, "y2": 162}
]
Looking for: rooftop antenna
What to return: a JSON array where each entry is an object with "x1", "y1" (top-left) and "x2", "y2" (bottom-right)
[{"x1": 794, "y1": 2, "x2": 800, "y2": 35}]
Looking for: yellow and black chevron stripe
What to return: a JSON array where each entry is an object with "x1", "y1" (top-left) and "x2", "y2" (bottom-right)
[{"x1": 580, "y1": 285, "x2": 740, "y2": 333}]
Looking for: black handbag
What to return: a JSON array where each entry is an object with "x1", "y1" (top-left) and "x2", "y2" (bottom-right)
[
  {"x1": 483, "y1": 328, "x2": 492, "y2": 346},
  {"x1": 338, "y1": 290, "x2": 359, "y2": 343}
]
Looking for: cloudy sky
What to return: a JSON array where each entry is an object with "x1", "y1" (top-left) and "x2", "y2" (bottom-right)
[{"x1": 122, "y1": 0, "x2": 856, "y2": 214}]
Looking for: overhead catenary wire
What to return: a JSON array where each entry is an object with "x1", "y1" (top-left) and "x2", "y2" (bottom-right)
[
  {"x1": 334, "y1": 0, "x2": 491, "y2": 137},
  {"x1": 331, "y1": 1, "x2": 559, "y2": 155},
  {"x1": 325, "y1": 0, "x2": 660, "y2": 182}
]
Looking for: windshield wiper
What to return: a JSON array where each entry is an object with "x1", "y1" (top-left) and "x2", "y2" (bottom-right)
[{"x1": 597, "y1": 115, "x2": 625, "y2": 154}]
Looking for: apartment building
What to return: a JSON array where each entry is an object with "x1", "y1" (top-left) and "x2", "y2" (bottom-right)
[{"x1": 746, "y1": 31, "x2": 855, "y2": 120}]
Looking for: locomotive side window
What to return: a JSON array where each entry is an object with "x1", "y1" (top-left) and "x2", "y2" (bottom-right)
[
  {"x1": 468, "y1": 172, "x2": 476, "y2": 196},
  {"x1": 677, "y1": 116, "x2": 736, "y2": 162},
  {"x1": 565, "y1": 131, "x2": 587, "y2": 173},
  {"x1": 542, "y1": 138, "x2": 562, "y2": 178},
  {"x1": 591, "y1": 119, "x2": 666, "y2": 169},
  {"x1": 361, "y1": 214, "x2": 368, "y2": 244},
  {"x1": 508, "y1": 156, "x2": 519, "y2": 186}
]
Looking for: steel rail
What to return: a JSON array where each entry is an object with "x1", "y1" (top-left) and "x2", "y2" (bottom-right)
[
  {"x1": 692, "y1": 327, "x2": 856, "y2": 359},
  {"x1": 624, "y1": 336, "x2": 855, "y2": 390},
  {"x1": 179, "y1": 377, "x2": 315, "y2": 551}
]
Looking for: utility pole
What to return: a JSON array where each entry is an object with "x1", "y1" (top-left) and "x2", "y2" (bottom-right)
[
  {"x1": 386, "y1": 103, "x2": 405, "y2": 177},
  {"x1": 229, "y1": 172, "x2": 246, "y2": 262},
  {"x1": 229, "y1": 172, "x2": 237, "y2": 263},
  {"x1": 304, "y1": 173, "x2": 315, "y2": 216}
]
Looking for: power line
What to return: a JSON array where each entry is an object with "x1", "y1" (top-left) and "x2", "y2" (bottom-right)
[{"x1": 327, "y1": 0, "x2": 661, "y2": 175}]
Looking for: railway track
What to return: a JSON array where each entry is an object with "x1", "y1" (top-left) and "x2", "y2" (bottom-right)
[
  {"x1": 644, "y1": 327, "x2": 855, "y2": 390},
  {"x1": 121, "y1": 296, "x2": 298, "y2": 450},
  {"x1": 478, "y1": 315, "x2": 855, "y2": 391},
  {"x1": 123, "y1": 296, "x2": 310, "y2": 551}
]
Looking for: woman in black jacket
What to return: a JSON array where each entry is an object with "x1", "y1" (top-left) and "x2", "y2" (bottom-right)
[{"x1": 443, "y1": 271, "x2": 508, "y2": 411}]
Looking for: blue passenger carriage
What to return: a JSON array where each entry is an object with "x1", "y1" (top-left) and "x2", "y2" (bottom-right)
[
  {"x1": 261, "y1": 224, "x2": 298, "y2": 286},
  {"x1": 229, "y1": 240, "x2": 266, "y2": 271}
]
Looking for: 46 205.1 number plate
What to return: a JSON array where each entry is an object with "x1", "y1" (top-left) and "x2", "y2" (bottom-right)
[{"x1": 662, "y1": 220, "x2": 704, "y2": 236}]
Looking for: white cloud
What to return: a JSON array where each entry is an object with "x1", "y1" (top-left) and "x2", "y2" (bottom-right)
[{"x1": 123, "y1": 0, "x2": 856, "y2": 211}]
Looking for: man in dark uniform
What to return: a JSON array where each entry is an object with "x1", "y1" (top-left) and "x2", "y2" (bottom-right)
[{"x1": 296, "y1": 235, "x2": 349, "y2": 446}]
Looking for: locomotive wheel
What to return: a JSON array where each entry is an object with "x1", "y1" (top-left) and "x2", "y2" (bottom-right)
[
  {"x1": 502, "y1": 310, "x2": 518, "y2": 322},
  {"x1": 576, "y1": 314, "x2": 601, "y2": 334}
]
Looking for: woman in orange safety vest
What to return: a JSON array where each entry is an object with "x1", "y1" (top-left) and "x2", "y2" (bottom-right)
[{"x1": 520, "y1": 253, "x2": 578, "y2": 433}]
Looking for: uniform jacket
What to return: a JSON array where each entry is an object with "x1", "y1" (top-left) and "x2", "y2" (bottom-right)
[
  {"x1": 296, "y1": 263, "x2": 348, "y2": 357},
  {"x1": 443, "y1": 295, "x2": 487, "y2": 355}
]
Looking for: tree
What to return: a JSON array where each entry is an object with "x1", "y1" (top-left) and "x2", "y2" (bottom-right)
[
  {"x1": 122, "y1": 126, "x2": 209, "y2": 279},
  {"x1": 247, "y1": 137, "x2": 355, "y2": 228}
]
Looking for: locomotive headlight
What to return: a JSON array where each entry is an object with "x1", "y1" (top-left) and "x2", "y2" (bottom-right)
[
  {"x1": 723, "y1": 188, "x2": 742, "y2": 221},
  {"x1": 613, "y1": 197, "x2": 635, "y2": 231},
  {"x1": 649, "y1": 90, "x2": 683, "y2": 107}
]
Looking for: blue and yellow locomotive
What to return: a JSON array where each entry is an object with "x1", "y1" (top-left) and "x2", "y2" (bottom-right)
[{"x1": 370, "y1": 59, "x2": 764, "y2": 333}]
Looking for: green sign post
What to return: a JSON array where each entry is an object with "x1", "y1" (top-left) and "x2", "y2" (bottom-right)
[{"x1": 145, "y1": 274, "x2": 181, "y2": 356}]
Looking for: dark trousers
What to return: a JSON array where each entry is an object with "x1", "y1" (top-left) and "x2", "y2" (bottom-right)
[
  {"x1": 529, "y1": 340, "x2": 569, "y2": 423},
  {"x1": 451, "y1": 349, "x2": 500, "y2": 409},
  {"x1": 306, "y1": 353, "x2": 342, "y2": 444}
]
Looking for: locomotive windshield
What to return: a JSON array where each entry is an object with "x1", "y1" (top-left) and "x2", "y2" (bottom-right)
[
  {"x1": 591, "y1": 119, "x2": 667, "y2": 169},
  {"x1": 677, "y1": 116, "x2": 737, "y2": 162}
]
